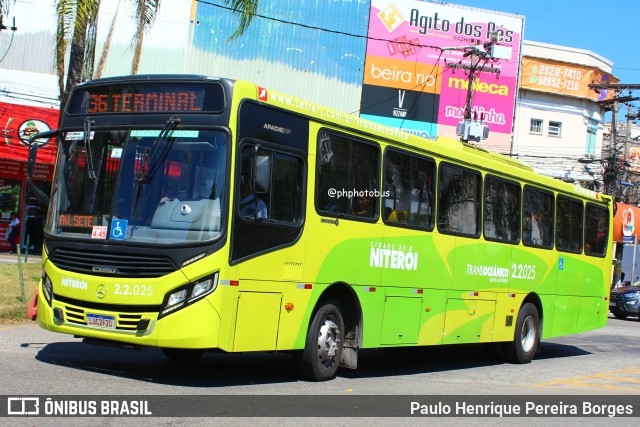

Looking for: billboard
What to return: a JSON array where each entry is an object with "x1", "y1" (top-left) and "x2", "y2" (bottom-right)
[
  {"x1": 361, "y1": 0, "x2": 524, "y2": 150},
  {"x1": 521, "y1": 57, "x2": 618, "y2": 102}
]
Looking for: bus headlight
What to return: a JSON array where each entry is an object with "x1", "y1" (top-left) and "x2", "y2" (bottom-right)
[
  {"x1": 190, "y1": 276, "x2": 216, "y2": 301},
  {"x1": 159, "y1": 272, "x2": 219, "y2": 319},
  {"x1": 42, "y1": 273, "x2": 53, "y2": 306},
  {"x1": 167, "y1": 289, "x2": 187, "y2": 307}
]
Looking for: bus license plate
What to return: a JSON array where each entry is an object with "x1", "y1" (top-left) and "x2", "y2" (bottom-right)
[{"x1": 86, "y1": 313, "x2": 116, "y2": 329}]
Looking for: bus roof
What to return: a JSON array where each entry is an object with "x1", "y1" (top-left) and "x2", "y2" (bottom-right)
[{"x1": 71, "y1": 75, "x2": 609, "y2": 204}]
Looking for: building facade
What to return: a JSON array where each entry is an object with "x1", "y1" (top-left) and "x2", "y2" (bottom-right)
[{"x1": 513, "y1": 41, "x2": 616, "y2": 189}]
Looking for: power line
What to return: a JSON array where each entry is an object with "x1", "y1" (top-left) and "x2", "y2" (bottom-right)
[{"x1": 195, "y1": 0, "x2": 450, "y2": 55}]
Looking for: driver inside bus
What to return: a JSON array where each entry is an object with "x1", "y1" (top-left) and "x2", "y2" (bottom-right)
[{"x1": 239, "y1": 169, "x2": 267, "y2": 220}]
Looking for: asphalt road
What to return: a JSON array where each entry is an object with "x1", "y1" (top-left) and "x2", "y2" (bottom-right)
[{"x1": 1, "y1": 314, "x2": 638, "y2": 426}]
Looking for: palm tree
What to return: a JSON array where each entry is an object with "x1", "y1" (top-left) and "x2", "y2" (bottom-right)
[
  {"x1": 224, "y1": 0, "x2": 259, "y2": 41},
  {"x1": 56, "y1": 0, "x2": 260, "y2": 109},
  {"x1": 55, "y1": 0, "x2": 100, "y2": 110},
  {"x1": 0, "y1": 0, "x2": 16, "y2": 15},
  {"x1": 94, "y1": 0, "x2": 120, "y2": 79},
  {"x1": 130, "y1": 0, "x2": 159, "y2": 74},
  {"x1": 129, "y1": 0, "x2": 260, "y2": 74}
]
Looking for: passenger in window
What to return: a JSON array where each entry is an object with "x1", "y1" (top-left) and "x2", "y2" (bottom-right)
[
  {"x1": 353, "y1": 195, "x2": 373, "y2": 217},
  {"x1": 239, "y1": 172, "x2": 267, "y2": 219},
  {"x1": 531, "y1": 213, "x2": 542, "y2": 245}
]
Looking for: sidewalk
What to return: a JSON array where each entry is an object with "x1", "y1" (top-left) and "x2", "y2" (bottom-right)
[{"x1": 0, "y1": 252, "x2": 42, "y2": 264}]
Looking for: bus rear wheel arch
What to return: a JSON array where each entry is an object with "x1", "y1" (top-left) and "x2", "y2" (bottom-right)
[{"x1": 294, "y1": 283, "x2": 362, "y2": 381}]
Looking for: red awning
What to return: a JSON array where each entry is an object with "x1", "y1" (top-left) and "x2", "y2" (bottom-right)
[{"x1": 0, "y1": 101, "x2": 59, "y2": 165}]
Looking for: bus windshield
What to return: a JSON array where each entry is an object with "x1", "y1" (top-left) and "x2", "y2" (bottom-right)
[{"x1": 44, "y1": 128, "x2": 228, "y2": 245}]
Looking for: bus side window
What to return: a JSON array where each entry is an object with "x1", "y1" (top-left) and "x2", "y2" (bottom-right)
[
  {"x1": 484, "y1": 175, "x2": 520, "y2": 243},
  {"x1": 556, "y1": 196, "x2": 583, "y2": 253},
  {"x1": 383, "y1": 149, "x2": 434, "y2": 230},
  {"x1": 522, "y1": 185, "x2": 554, "y2": 249},
  {"x1": 584, "y1": 203, "x2": 609, "y2": 257},
  {"x1": 437, "y1": 162, "x2": 481, "y2": 236},
  {"x1": 316, "y1": 130, "x2": 379, "y2": 220}
]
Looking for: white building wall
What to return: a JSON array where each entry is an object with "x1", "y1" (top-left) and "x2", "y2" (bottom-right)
[
  {"x1": 523, "y1": 41, "x2": 613, "y2": 73},
  {"x1": 514, "y1": 42, "x2": 612, "y2": 187}
]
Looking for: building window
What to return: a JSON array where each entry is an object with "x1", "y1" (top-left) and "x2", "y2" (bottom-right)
[
  {"x1": 585, "y1": 119, "x2": 597, "y2": 156},
  {"x1": 530, "y1": 118, "x2": 542, "y2": 135},
  {"x1": 548, "y1": 121, "x2": 562, "y2": 137}
]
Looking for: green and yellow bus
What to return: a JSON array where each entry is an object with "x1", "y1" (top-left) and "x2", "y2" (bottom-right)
[{"x1": 31, "y1": 75, "x2": 612, "y2": 381}]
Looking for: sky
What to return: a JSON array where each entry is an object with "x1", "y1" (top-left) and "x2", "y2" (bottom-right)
[
  {"x1": 446, "y1": 0, "x2": 639, "y2": 84},
  {"x1": 5, "y1": 0, "x2": 639, "y2": 115},
  {"x1": 447, "y1": 0, "x2": 639, "y2": 102},
  {"x1": 9, "y1": 0, "x2": 638, "y2": 83}
]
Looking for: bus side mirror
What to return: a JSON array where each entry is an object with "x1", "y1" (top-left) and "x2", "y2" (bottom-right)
[
  {"x1": 26, "y1": 130, "x2": 58, "y2": 206},
  {"x1": 254, "y1": 152, "x2": 271, "y2": 194},
  {"x1": 27, "y1": 130, "x2": 59, "y2": 176}
]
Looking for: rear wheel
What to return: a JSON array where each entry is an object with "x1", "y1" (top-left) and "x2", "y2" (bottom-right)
[
  {"x1": 161, "y1": 348, "x2": 205, "y2": 362},
  {"x1": 296, "y1": 301, "x2": 344, "y2": 381},
  {"x1": 502, "y1": 303, "x2": 539, "y2": 364}
]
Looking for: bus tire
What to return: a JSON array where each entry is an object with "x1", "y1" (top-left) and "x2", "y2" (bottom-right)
[
  {"x1": 161, "y1": 348, "x2": 205, "y2": 362},
  {"x1": 502, "y1": 303, "x2": 539, "y2": 364},
  {"x1": 296, "y1": 300, "x2": 344, "y2": 381}
]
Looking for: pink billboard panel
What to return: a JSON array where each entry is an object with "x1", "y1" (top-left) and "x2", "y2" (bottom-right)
[{"x1": 361, "y1": 0, "x2": 524, "y2": 147}]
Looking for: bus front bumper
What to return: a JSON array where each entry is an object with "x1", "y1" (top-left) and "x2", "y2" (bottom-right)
[{"x1": 37, "y1": 287, "x2": 222, "y2": 350}]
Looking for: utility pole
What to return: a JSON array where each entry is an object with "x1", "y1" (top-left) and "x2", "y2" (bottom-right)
[
  {"x1": 624, "y1": 107, "x2": 640, "y2": 203},
  {"x1": 589, "y1": 83, "x2": 640, "y2": 200},
  {"x1": 460, "y1": 53, "x2": 500, "y2": 122},
  {"x1": 447, "y1": 40, "x2": 506, "y2": 143}
]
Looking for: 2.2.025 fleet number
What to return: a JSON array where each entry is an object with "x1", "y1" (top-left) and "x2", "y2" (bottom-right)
[
  {"x1": 113, "y1": 284, "x2": 153, "y2": 296},
  {"x1": 511, "y1": 263, "x2": 536, "y2": 280}
]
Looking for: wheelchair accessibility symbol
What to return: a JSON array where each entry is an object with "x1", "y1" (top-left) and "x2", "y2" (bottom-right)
[{"x1": 110, "y1": 219, "x2": 128, "y2": 240}]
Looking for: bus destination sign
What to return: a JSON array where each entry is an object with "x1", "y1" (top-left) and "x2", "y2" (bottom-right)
[
  {"x1": 88, "y1": 91, "x2": 203, "y2": 113},
  {"x1": 67, "y1": 82, "x2": 226, "y2": 115}
]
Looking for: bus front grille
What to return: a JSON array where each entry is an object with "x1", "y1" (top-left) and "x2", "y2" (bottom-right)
[
  {"x1": 63, "y1": 305, "x2": 142, "y2": 331},
  {"x1": 48, "y1": 248, "x2": 176, "y2": 278}
]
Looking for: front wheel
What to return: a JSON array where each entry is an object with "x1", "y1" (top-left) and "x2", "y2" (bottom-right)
[
  {"x1": 296, "y1": 301, "x2": 344, "y2": 381},
  {"x1": 613, "y1": 313, "x2": 627, "y2": 320},
  {"x1": 502, "y1": 303, "x2": 540, "y2": 364}
]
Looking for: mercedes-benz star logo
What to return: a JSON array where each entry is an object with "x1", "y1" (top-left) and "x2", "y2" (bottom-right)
[{"x1": 96, "y1": 284, "x2": 107, "y2": 299}]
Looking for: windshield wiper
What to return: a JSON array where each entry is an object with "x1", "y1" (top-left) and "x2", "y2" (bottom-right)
[
  {"x1": 84, "y1": 118, "x2": 97, "y2": 180},
  {"x1": 136, "y1": 116, "x2": 181, "y2": 184},
  {"x1": 131, "y1": 116, "x2": 181, "y2": 215}
]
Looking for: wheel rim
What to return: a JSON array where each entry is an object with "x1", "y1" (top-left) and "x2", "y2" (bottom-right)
[
  {"x1": 520, "y1": 315, "x2": 536, "y2": 353},
  {"x1": 317, "y1": 316, "x2": 340, "y2": 367}
]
